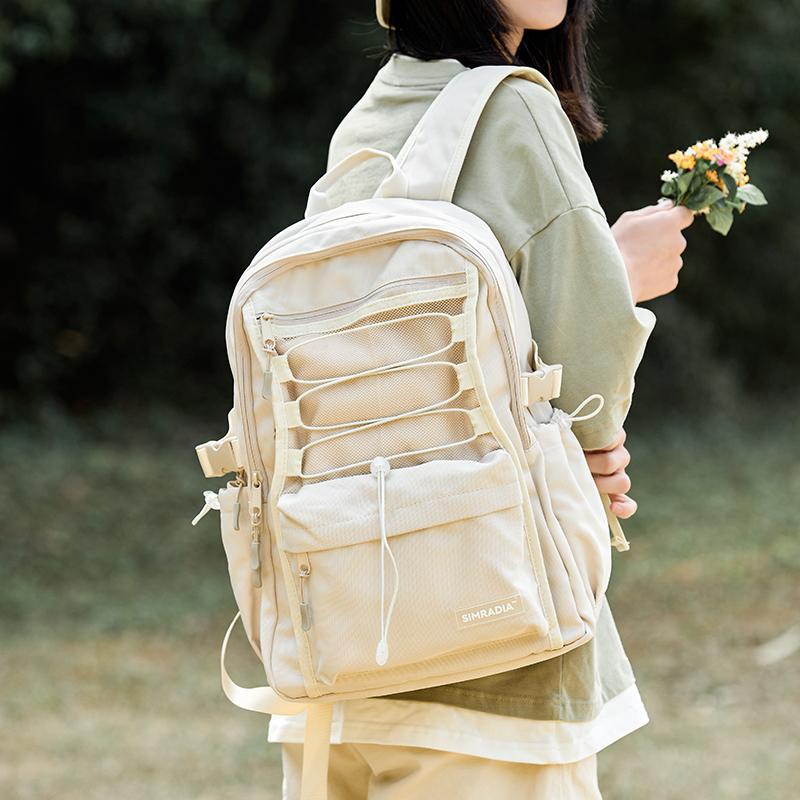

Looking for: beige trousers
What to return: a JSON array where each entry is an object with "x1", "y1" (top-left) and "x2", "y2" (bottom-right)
[{"x1": 281, "y1": 743, "x2": 602, "y2": 800}]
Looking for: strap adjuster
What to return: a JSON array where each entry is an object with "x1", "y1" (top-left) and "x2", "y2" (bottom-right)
[{"x1": 520, "y1": 364, "x2": 563, "y2": 406}]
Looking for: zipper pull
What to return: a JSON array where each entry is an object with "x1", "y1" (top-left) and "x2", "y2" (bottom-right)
[
  {"x1": 260, "y1": 315, "x2": 276, "y2": 400},
  {"x1": 251, "y1": 541, "x2": 261, "y2": 570},
  {"x1": 233, "y1": 494, "x2": 241, "y2": 531},
  {"x1": 232, "y1": 471, "x2": 245, "y2": 531},
  {"x1": 250, "y1": 471, "x2": 263, "y2": 588},
  {"x1": 298, "y1": 556, "x2": 312, "y2": 631}
]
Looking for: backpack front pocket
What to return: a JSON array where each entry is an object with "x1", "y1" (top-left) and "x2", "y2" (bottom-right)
[{"x1": 276, "y1": 449, "x2": 550, "y2": 687}]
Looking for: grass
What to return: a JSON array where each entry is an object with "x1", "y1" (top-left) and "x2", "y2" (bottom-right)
[
  {"x1": 2, "y1": 411, "x2": 799, "y2": 799},
  {"x1": 598, "y1": 414, "x2": 800, "y2": 799},
  {"x1": 1, "y1": 625, "x2": 282, "y2": 800}
]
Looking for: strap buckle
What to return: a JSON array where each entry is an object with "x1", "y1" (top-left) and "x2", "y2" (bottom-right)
[
  {"x1": 196, "y1": 409, "x2": 245, "y2": 478},
  {"x1": 520, "y1": 363, "x2": 563, "y2": 406},
  {"x1": 195, "y1": 436, "x2": 243, "y2": 478}
]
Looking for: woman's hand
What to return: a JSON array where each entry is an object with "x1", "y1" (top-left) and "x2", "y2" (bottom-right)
[
  {"x1": 584, "y1": 429, "x2": 637, "y2": 519},
  {"x1": 611, "y1": 202, "x2": 694, "y2": 304}
]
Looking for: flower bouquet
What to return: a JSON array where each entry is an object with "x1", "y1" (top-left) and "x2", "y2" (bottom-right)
[{"x1": 660, "y1": 130, "x2": 769, "y2": 235}]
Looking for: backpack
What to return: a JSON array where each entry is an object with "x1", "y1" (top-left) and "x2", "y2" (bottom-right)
[{"x1": 193, "y1": 65, "x2": 630, "y2": 800}]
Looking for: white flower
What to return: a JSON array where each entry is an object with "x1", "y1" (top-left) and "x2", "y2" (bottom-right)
[
  {"x1": 727, "y1": 160, "x2": 745, "y2": 176},
  {"x1": 743, "y1": 128, "x2": 769, "y2": 147},
  {"x1": 661, "y1": 169, "x2": 678, "y2": 182},
  {"x1": 720, "y1": 129, "x2": 769, "y2": 156}
]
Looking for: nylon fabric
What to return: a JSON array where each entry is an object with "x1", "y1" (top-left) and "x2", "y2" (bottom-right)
[{"x1": 202, "y1": 62, "x2": 615, "y2": 699}]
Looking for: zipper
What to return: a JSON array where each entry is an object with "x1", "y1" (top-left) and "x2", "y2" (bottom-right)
[
  {"x1": 259, "y1": 273, "x2": 465, "y2": 329},
  {"x1": 236, "y1": 230, "x2": 465, "y2": 300},
  {"x1": 249, "y1": 471, "x2": 264, "y2": 589},
  {"x1": 233, "y1": 329, "x2": 264, "y2": 509},
  {"x1": 259, "y1": 314, "x2": 276, "y2": 399},
  {"x1": 232, "y1": 474, "x2": 245, "y2": 531}
]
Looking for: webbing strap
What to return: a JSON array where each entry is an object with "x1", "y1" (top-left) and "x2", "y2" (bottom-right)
[
  {"x1": 300, "y1": 703, "x2": 334, "y2": 800},
  {"x1": 395, "y1": 66, "x2": 557, "y2": 203},
  {"x1": 220, "y1": 612, "x2": 308, "y2": 716},
  {"x1": 220, "y1": 613, "x2": 333, "y2": 800},
  {"x1": 602, "y1": 494, "x2": 631, "y2": 552}
]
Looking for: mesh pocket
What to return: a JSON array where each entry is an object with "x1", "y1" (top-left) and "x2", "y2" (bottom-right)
[
  {"x1": 301, "y1": 409, "x2": 480, "y2": 479},
  {"x1": 297, "y1": 362, "x2": 462, "y2": 430},
  {"x1": 274, "y1": 285, "x2": 499, "y2": 488},
  {"x1": 285, "y1": 313, "x2": 454, "y2": 382}
]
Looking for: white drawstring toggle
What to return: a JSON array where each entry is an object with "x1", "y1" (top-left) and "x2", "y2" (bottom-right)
[
  {"x1": 552, "y1": 394, "x2": 605, "y2": 431},
  {"x1": 371, "y1": 457, "x2": 398, "y2": 667},
  {"x1": 191, "y1": 491, "x2": 220, "y2": 525}
]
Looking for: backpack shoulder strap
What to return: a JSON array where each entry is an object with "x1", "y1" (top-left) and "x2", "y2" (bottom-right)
[{"x1": 395, "y1": 66, "x2": 557, "y2": 203}]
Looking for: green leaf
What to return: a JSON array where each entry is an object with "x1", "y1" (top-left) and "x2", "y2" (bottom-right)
[
  {"x1": 722, "y1": 172, "x2": 738, "y2": 202},
  {"x1": 661, "y1": 180, "x2": 677, "y2": 198},
  {"x1": 676, "y1": 171, "x2": 694, "y2": 198},
  {"x1": 684, "y1": 185, "x2": 726, "y2": 212},
  {"x1": 737, "y1": 183, "x2": 769, "y2": 205},
  {"x1": 707, "y1": 204, "x2": 734, "y2": 235},
  {"x1": 724, "y1": 198, "x2": 745, "y2": 213},
  {"x1": 688, "y1": 170, "x2": 709, "y2": 193},
  {"x1": 694, "y1": 158, "x2": 712, "y2": 173}
]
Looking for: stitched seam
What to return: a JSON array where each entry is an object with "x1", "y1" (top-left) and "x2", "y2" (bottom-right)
[
  {"x1": 508, "y1": 206, "x2": 608, "y2": 266},
  {"x1": 289, "y1": 477, "x2": 521, "y2": 531},
  {"x1": 505, "y1": 79, "x2": 608, "y2": 222},
  {"x1": 490, "y1": 82, "x2": 606, "y2": 256},
  {"x1": 326, "y1": 626, "x2": 592, "y2": 681},
  {"x1": 506, "y1": 81, "x2": 572, "y2": 207}
]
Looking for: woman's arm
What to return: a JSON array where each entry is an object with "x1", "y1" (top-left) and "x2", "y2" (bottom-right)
[{"x1": 594, "y1": 203, "x2": 693, "y2": 516}]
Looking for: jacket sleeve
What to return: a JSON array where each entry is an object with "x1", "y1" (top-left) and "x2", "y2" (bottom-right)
[
  {"x1": 510, "y1": 207, "x2": 655, "y2": 449},
  {"x1": 452, "y1": 78, "x2": 655, "y2": 450}
]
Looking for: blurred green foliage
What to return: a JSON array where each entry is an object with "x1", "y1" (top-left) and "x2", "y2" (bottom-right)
[
  {"x1": 585, "y1": 0, "x2": 800, "y2": 413},
  {"x1": 0, "y1": 0, "x2": 798, "y2": 422},
  {"x1": 0, "y1": 418, "x2": 227, "y2": 629},
  {"x1": 0, "y1": 0, "x2": 383, "y2": 420}
]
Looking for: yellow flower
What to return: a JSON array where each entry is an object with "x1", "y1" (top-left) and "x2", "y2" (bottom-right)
[{"x1": 668, "y1": 150, "x2": 696, "y2": 170}]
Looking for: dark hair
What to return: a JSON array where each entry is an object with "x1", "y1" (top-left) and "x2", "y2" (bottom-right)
[{"x1": 386, "y1": 0, "x2": 604, "y2": 141}]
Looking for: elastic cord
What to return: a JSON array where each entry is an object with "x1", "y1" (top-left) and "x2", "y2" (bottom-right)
[
  {"x1": 371, "y1": 457, "x2": 398, "y2": 666},
  {"x1": 552, "y1": 394, "x2": 605, "y2": 431}
]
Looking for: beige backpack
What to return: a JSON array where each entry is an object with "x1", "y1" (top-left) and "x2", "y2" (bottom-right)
[{"x1": 193, "y1": 65, "x2": 629, "y2": 799}]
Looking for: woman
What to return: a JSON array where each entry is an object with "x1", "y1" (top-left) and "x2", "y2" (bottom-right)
[{"x1": 269, "y1": 1, "x2": 692, "y2": 796}]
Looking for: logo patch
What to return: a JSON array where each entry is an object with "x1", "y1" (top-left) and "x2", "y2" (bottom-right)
[{"x1": 455, "y1": 594, "x2": 524, "y2": 630}]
